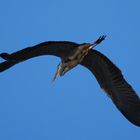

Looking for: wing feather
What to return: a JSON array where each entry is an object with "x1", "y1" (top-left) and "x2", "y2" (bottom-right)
[
  {"x1": 81, "y1": 50, "x2": 140, "y2": 126},
  {"x1": 0, "y1": 41, "x2": 79, "y2": 72}
]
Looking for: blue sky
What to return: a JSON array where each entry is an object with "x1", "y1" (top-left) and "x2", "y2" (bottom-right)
[{"x1": 0, "y1": 0, "x2": 140, "y2": 140}]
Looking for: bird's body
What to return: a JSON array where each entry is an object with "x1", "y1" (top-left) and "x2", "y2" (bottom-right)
[
  {"x1": 53, "y1": 37, "x2": 105, "y2": 81},
  {"x1": 0, "y1": 36, "x2": 140, "y2": 127}
]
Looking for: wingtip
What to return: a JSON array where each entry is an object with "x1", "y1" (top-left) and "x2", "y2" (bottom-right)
[{"x1": 0, "y1": 53, "x2": 10, "y2": 60}]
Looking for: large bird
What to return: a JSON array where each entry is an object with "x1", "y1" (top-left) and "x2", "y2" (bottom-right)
[{"x1": 0, "y1": 36, "x2": 140, "y2": 127}]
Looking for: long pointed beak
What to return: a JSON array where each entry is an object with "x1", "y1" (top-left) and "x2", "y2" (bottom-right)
[{"x1": 52, "y1": 63, "x2": 62, "y2": 83}]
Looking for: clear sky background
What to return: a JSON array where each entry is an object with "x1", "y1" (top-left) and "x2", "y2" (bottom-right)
[{"x1": 0, "y1": 0, "x2": 140, "y2": 140}]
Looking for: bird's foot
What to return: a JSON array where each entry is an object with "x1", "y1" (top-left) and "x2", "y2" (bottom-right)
[{"x1": 94, "y1": 35, "x2": 106, "y2": 45}]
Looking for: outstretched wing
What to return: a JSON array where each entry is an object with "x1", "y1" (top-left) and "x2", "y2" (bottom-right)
[
  {"x1": 0, "y1": 41, "x2": 79, "y2": 72},
  {"x1": 81, "y1": 50, "x2": 140, "y2": 127}
]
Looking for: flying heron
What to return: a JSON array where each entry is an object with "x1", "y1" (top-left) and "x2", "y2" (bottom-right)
[{"x1": 0, "y1": 35, "x2": 140, "y2": 127}]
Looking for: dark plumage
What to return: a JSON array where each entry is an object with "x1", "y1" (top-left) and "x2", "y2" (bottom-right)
[{"x1": 0, "y1": 36, "x2": 140, "y2": 127}]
